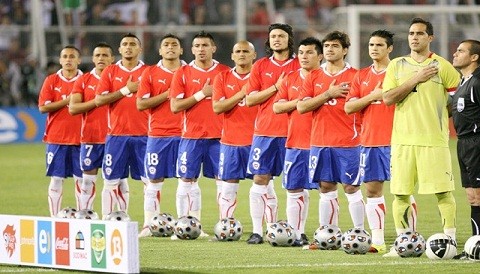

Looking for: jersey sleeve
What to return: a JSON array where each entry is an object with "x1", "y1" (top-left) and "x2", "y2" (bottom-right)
[
  {"x1": 438, "y1": 58, "x2": 460, "y2": 95},
  {"x1": 212, "y1": 71, "x2": 226, "y2": 101},
  {"x1": 246, "y1": 61, "x2": 262, "y2": 95},
  {"x1": 170, "y1": 68, "x2": 186, "y2": 99},
  {"x1": 346, "y1": 70, "x2": 361, "y2": 101},
  {"x1": 299, "y1": 72, "x2": 314, "y2": 100},
  {"x1": 382, "y1": 60, "x2": 398, "y2": 93},
  {"x1": 96, "y1": 65, "x2": 113, "y2": 95},
  {"x1": 137, "y1": 66, "x2": 152, "y2": 99},
  {"x1": 38, "y1": 75, "x2": 55, "y2": 106},
  {"x1": 71, "y1": 74, "x2": 85, "y2": 95},
  {"x1": 274, "y1": 75, "x2": 289, "y2": 103}
]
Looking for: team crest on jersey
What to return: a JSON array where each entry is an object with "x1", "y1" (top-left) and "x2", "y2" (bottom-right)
[
  {"x1": 457, "y1": 98, "x2": 465, "y2": 112},
  {"x1": 3, "y1": 224, "x2": 16, "y2": 258},
  {"x1": 252, "y1": 161, "x2": 260, "y2": 170},
  {"x1": 83, "y1": 158, "x2": 92, "y2": 166},
  {"x1": 180, "y1": 165, "x2": 187, "y2": 173},
  {"x1": 149, "y1": 167, "x2": 156, "y2": 174}
]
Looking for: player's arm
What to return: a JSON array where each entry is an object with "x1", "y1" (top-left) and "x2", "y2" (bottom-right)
[
  {"x1": 345, "y1": 82, "x2": 382, "y2": 114},
  {"x1": 383, "y1": 65, "x2": 438, "y2": 106},
  {"x1": 297, "y1": 79, "x2": 349, "y2": 114},
  {"x1": 246, "y1": 72, "x2": 285, "y2": 107},
  {"x1": 212, "y1": 86, "x2": 246, "y2": 114},
  {"x1": 171, "y1": 78, "x2": 212, "y2": 114},
  {"x1": 95, "y1": 75, "x2": 139, "y2": 107},
  {"x1": 69, "y1": 93, "x2": 97, "y2": 115},
  {"x1": 39, "y1": 97, "x2": 70, "y2": 114},
  {"x1": 137, "y1": 90, "x2": 169, "y2": 111},
  {"x1": 273, "y1": 99, "x2": 298, "y2": 114}
]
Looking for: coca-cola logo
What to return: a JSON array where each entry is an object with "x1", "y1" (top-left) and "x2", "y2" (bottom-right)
[{"x1": 55, "y1": 237, "x2": 69, "y2": 250}]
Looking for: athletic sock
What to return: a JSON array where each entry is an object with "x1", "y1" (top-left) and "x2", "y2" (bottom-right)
[
  {"x1": 366, "y1": 196, "x2": 386, "y2": 245},
  {"x1": 392, "y1": 194, "x2": 412, "y2": 233},
  {"x1": 101, "y1": 179, "x2": 119, "y2": 219},
  {"x1": 436, "y1": 191, "x2": 456, "y2": 240},
  {"x1": 117, "y1": 178, "x2": 130, "y2": 212},
  {"x1": 176, "y1": 179, "x2": 192, "y2": 218},
  {"x1": 80, "y1": 174, "x2": 97, "y2": 210},
  {"x1": 286, "y1": 191, "x2": 304, "y2": 240},
  {"x1": 319, "y1": 190, "x2": 339, "y2": 226},
  {"x1": 346, "y1": 190, "x2": 365, "y2": 228},
  {"x1": 300, "y1": 190, "x2": 310, "y2": 236},
  {"x1": 265, "y1": 180, "x2": 278, "y2": 223},
  {"x1": 74, "y1": 175, "x2": 82, "y2": 210},
  {"x1": 48, "y1": 176, "x2": 64, "y2": 217},
  {"x1": 144, "y1": 182, "x2": 163, "y2": 226},
  {"x1": 220, "y1": 182, "x2": 239, "y2": 219},
  {"x1": 471, "y1": 206, "x2": 480, "y2": 235},
  {"x1": 409, "y1": 195, "x2": 418, "y2": 231},
  {"x1": 250, "y1": 183, "x2": 267, "y2": 235},
  {"x1": 189, "y1": 181, "x2": 202, "y2": 220}
]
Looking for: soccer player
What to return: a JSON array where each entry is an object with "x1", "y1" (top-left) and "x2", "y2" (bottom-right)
[
  {"x1": 136, "y1": 34, "x2": 186, "y2": 237},
  {"x1": 245, "y1": 23, "x2": 300, "y2": 244},
  {"x1": 170, "y1": 31, "x2": 230, "y2": 235},
  {"x1": 69, "y1": 42, "x2": 115, "y2": 211},
  {"x1": 297, "y1": 31, "x2": 363, "y2": 233},
  {"x1": 344, "y1": 30, "x2": 418, "y2": 253},
  {"x1": 451, "y1": 40, "x2": 480, "y2": 257},
  {"x1": 212, "y1": 40, "x2": 258, "y2": 219},
  {"x1": 38, "y1": 45, "x2": 83, "y2": 216},
  {"x1": 273, "y1": 37, "x2": 323, "y2": 246},
  {"x1": 95, "y1": 33, "x2": 148, "y2": 219},
  {"x1": 382, "y1": 18, "x2": 460, "y2": 257}
]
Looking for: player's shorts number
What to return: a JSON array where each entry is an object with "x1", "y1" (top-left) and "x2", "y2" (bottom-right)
[
  {"x1": 252, "y1": 148, "x2": 261, "y2": 161},
  {"x1": 284, "y1": 161, "x2": 292, "y2": 174},
  {"x1": 147, "y1": 153, "x2": 159, "y2": 166},
  {"x1": 105, "y1": 154, "x2": 113, "y2": 166},
  {"x1": 47, "y1": 152, "x2": 54, "y2": 165},
  {"x1": 309, "y1": 155, "x2": 318, "y2": 169},
  {"x1": 85, "y1": 145, "x2": 93, "y2": 157},
  {"x1": 180, "y1": 152, "x2": 187, "y2": 165}
]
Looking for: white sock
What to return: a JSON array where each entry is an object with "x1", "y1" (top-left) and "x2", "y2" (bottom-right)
[
  {"x1": 117, "y1": 178, "x2": 130, "y2": 212},
  {"x1": 74, "y1": 175, "x2": 82, "y2": 210},
  {"x1": 319, "y1": 190, "x2": 339, "y2": 226},
  {"x1": 409, "y1": 195, "x2": 418, "y2": 231},
  {"x1": 265, "y1": 180, "x2": 278, "y2": 223},
  {"x1": 444, "y1": 228, "x2": 456, "y2": 241},
  {"x1": 144, "y1": 182, "x2": 163, "y2": 226},
  {"x1": 220, "y1": 182, "x2": 239, "y2": 219},
  {"x1": 300, "y1": 190, "x2": 310, "y2": 235},
  {"x1": 346, "y1": 190, "x2": 365, "y2": 228},
  {"x1": 48, "y1": 176, "x2": 64, "y2": 217},
  {"x1": 250, "y1": 183, "x2": 268, "y2": 235},
  {"x1": 176, "y1": 179, "x2": 192, "y2": 218},
  {"x1": 102, "y1": 179, "x2": 119, "y2": 218},
  {"x1": 216, "y1": 179, "x2": 223, "y2": 208},
  {"x1": 287, "y1": 191, "x2": 304, "y2": 240},
  {"x1": 366, "y1": 196, "x2": 386, "y2": 245},
  {"x1": 189, "y1": 181, "x2": 201, "y2": 220},
  {"x1": 80, "y1": 174, "x2": 97, "y2": 210}
]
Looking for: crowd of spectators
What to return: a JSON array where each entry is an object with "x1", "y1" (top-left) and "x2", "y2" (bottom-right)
[{"x1": 0, "y1": 0, "x2": 478, "y2": 106}]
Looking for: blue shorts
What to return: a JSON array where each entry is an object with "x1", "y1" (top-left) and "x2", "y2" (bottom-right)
[
  {"x1": 80, "y1": 144, "x2": 104, "y2": 172},
  {"x1": 219, "y1": 144, "x2": 252, "y2": 181},
  {"x1": 283, "y1": 148, "x2": 318, "y2": 190},
  {"x1": 309, "y1": 146, "x2": 360, "y2": 185},
  {"x1": 176, "y1": 138, "x2": 220, "y2": 179},
  {"x1": 358, "y1": 146, "x2": 390, "y2": 183},
  {"x1": 103, "y1": 135, "x2": 147, "y2": 180},
  {"x1": 247, "y1": 136, "x2": 286, "y2": 176},
  {"x1": 145, "y1": 136, "x2": 180, "y2": 180},
  {"x1": 45, "y1": 144, "x2": 82, "y2": 178}
]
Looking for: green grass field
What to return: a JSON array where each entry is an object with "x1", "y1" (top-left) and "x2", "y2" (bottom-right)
[{"x1": 0, "y1": 141, "x2": 479, "y2": 273}]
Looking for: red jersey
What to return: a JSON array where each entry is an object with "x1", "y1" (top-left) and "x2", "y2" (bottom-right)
[
  {"x1": 170, "y1": 60, "x2": 230, "y2": 139},
  {"x1": 96, "y1": 60, "x2": 148, "y2": 136},
  {"x1": 213, "y1": 68, "x2": 258, "y2": 146},
  {"x1": 274, "y1": 69, "x2": 312, "y2": 149},
  {"x1": 247, "y1": 56, "x2": 300, "y2": 137},
  {"x1": 347, "y1": 65, "x2": 394, "y2": 146},
  {"x1": 71, "y1": 69, "x2": 107, "y2": 144},
  {"x1": 137, "y1": 60, "x2": 185, "y2": 137},
  {"x1": 38, "y1": 69, "x2": 83, "y2": 145},
  {"x1": 299, "y1": 64, "x2": 360, "y2": 147}
]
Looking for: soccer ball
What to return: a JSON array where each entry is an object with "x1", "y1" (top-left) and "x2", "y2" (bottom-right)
[
  {"x1": 464, "y1": 235, "x2": 480, "y2": 261},
  {"x1": 105, "y1": 211, "x2": 131, "y2": 221},
  {"x1": 394, "y1": 231, "x2": 426, "y2": 257},
  {"x1": 149, "y1": 213, "x2": 175, "y2": 237},
  {"x1": 56, "y1": 207, "x2": 77, "y2": 218},
  {"x1": 425, "y1": 233, "x2": 457, "y2": 260},
  {"x1": 265, "y1": 220, "x2": 295, "y2": 247},
  {"x1": 313, "y1": 225, "x2": 342, "y2": 250},
  {"x1": 341, "y1": 227, "x2": 372, "y2": 254},
  {"x1": 174, "y1": 215, "x2": 202, "y2": 240},
  {"x1": 214, "y1": 217, "x2": 243, "y2": 241},
  {"x1": 74, "y1": 209, "x2": 99, "y2": 220}
]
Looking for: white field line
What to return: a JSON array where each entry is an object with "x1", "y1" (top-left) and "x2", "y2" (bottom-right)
[{"x1": 160, "y1": 260, "x2": 476, "y2": 271}]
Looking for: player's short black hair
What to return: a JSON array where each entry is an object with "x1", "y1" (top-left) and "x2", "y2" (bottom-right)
[
  {"x1": 122, "y1": 33, "x2": 142, "y2": 46},
  {"x1": 322, "y1": 30, "x2": 350, "y2": 49},
  {"x1": 62, "y1": 45, "x2": 81, "y2": 57},
  {"x1": 410, "y1": 17, "x2": 434, "y2": 36},
  {"x1": 461, "y1": 39, "x2": 480, "y2": 60},
  {"x1": 161, "y1": 33, "x2": 183, "y2": 48},
  {"x1": 299, "y1": 37, "x2": 323, "y2": 55},
  {"x1": 193, "y1": 31, "x2": 215, "y2": 45},
  {"x1": 370, "y1": 30, "x2": 394, "y2": 47},
  {"x1": 94, "y1": 42, "x2": 114, "y2": 55}
]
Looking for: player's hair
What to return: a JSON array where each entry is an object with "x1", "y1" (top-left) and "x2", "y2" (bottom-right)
[
  {"x1": 299, "y1": 37, "x2": 323, "y2": 55},
  {"x1": 94, "y1": 42, "x2": 114, "y2": 56},
  {"x1": 461, "y1": 39, "x2": 480, "y2": 62},
  {"x1": 121, "y1": 33, "x2": 141, "y2": 46},
  {"x1": 161, "y1": 33, "x2": 183, "y2": 48},
  {"x1": 322, "y1": 30, "x2": 351, "y2": 49},
  {"x1": 62, "y1": 45, "x2": 81, "y2": 57},
  {"x1": 265, "y1": 23, "x2": 295, "y2": 58},
  {"x1": 410, "y1": 17, "x2": 434, "y2": 35},
  {"x1": 192, "y1": 31, "x2": 215, "y2": 45},
  {"x1": 370, "y1": 30, "x2": 394, "y2": 47}
]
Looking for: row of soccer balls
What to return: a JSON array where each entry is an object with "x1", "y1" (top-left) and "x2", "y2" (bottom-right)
[
  {"x1": 56, "y1": 207, "x2": 131, "y2": 221},
  {"x1": 149, "y1": 213, "x2": 480, "y2": 260}
]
